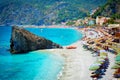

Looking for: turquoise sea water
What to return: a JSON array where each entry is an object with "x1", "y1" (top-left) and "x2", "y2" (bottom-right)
[
  {"x1": 0, "y1": 26, "x2": 82, "y2": 80},
  {"x1": 26, "y1": 28, "x2": 83, "y2": 46}
]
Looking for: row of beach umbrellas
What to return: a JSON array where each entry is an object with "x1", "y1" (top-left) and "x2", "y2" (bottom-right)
[
  {"x1": 111, "y1": 53, "x2": 120, "y2": 78},
  {"x1": 89, "y1": 52, "x2": 109, "y2": 79},
  {"x1": 112, "y1": 53, "x2": 120, "y2": 69},
  {"x1": 89, "y1": 55, "x2": 107, "y2": 71}
]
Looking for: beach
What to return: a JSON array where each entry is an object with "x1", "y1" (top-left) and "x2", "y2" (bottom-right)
[
  {"x1": 0, "y1": 25, "x2": 119, "y2": 80},
  {"x1": 42, "y1": 40, "x2": 115, "y2": 80},
  {"x1": 42, "y1": 40, "x2": 96, "y2": 80},
  {"x1": 24, "y1": 25, "x2": 119, "y2": 80},
  {"x1": 39, "y1": 27, "x2": 118, "y2": 80}
]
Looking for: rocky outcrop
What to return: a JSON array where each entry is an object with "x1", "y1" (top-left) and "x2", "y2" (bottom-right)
[{"x1": 10, "y1": 26, "x2": 62, "y2": 54}]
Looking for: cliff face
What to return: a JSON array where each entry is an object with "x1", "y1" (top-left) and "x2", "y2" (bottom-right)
[{"x1": 10, "y1": 26, "x2": 62, "y2": 54}]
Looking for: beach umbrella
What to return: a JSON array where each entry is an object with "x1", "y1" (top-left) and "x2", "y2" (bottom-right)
[
  {"x1": 89, "y1": 65, "x2": 100, "y2": 71},
  {"x1": 117, "y1": 53, "x2": 120, "y2": 56},
  {"x1": 96, "y1": 60, "x2": 104, "y2": 64},
  {"x1": 100, "y1": 52, "x2": 108, "y2": 57},
  {"x1": 115, "y1": 56, "x2": 120, "y2": 61},
  {"x1": 97, "y1": 58, "x2": 105, "y2": 62},
  {"x1": 100, "y1": 56, "x2": 107, "y2": 59},
  {"x1": 93, "y1": 63, "x2": 101, "y2": 66},
  {"x1": 115, "y1": 61, "x2": 120, "y2": 65},
  {"x1": 118, "y1": 54, "x2": 120, "y2": 57},
  {"x1": 111, "y1": 64, "x2": 120, "y2": 69},
  {"x1": 117, "y1": 54, "x2": 120, "y2": 56},
  {"x1": 89, "y1": 63, "x2": 101, "y2": 71}
]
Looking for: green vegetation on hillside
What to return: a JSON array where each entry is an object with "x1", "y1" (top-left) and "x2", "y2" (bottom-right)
[
  {"x1": 92, "y1": 0, "x2": 120, "y2": 19},
  {"x1": 0, "y1": 0, "x2": 106, "y2": 25}
]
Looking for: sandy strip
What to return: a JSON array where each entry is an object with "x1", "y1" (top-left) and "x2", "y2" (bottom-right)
[{"x1": 43, "y1": 40, "x2": 97, "y2": 80}]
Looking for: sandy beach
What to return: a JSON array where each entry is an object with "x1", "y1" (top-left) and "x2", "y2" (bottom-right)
[
  {"x1": 8, "y1": 25, "x2": 118, "y2": 80},
  {"x1": 42, "y1": 40, "x2": 115, "y2": 80},
  {"x1": 42, "y1": 40, "x2": 96, "y2": 80},
  {"x1": 57, "y1": 40, "x2": 97, "y2": 80},
  {"x1": 38, "y1": 27, "x2": 118, "y2": 80}
]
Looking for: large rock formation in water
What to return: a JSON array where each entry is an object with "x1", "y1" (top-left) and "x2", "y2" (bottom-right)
[{"x1": 10, "y1": 26, "x2": 62, "y2": 54}]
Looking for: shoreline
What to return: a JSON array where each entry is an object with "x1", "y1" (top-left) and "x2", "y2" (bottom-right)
[
  {"x1": 44, "y1": 41, "x2": 115, "y2": 80},
  {"x1": 16, "y1": 24, "x2": 70, "y2": 28},
  {"x1": 40, "y1": 27, "x2": 117, "y2": 80},
  {"x1": 44, "y1": 40, "x2": 97, "y2": 80},
  {"x1": 1, "y1": 25, "x2": 119, "y2": 79},
  {"x1": 9, "y1": 25, "x2": 118, "y2": 79}
]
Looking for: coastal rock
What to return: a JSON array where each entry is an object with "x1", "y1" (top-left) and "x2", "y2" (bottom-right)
[{"x1": 10, "y1": 26, "x2": 62, "y2": 53}]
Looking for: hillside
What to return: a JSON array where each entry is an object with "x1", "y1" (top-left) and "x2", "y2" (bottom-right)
[
  {"x1": 0, "y1": 0, "x2": 106, "y2": 25},
  {"x1": 92, "y1": 0, "x2": 120, "y2": 19}
]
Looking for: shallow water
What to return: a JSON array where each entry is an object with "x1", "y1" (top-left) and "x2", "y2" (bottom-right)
[
  {"x1": 0, "y1": 26, "x2": 82, "y2": 80},
  {"x1": 0, "y1": 51, "x2": 63, "y2": 80}
]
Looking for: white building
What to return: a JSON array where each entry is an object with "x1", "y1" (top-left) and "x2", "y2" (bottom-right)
[{"x1": 96, "y1": 16, "x2": 110, "y2": 26}]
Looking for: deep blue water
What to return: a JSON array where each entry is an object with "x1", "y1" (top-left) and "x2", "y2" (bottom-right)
[{"x1": 0, "y1": 26, "x2": 82, "y2": 80}]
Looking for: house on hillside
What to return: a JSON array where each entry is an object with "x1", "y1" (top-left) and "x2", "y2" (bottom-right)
[
  {"x1": 96, "y1": 16, "x2": 110, "y2": 26},
  {"x1": 88, "y1": 19, "x2": 95, "y2": 26},
  {"x1": 84, "y1": 17, "x2": 95, "y2": 26}
]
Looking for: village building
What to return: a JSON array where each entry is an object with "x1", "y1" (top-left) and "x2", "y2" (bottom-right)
[
  {"x1": 96, "y1": 16, "x2": 110, "y2": 26},
  {"x1": 84, "y1": 17, "x2": 95, "y2": 26}
]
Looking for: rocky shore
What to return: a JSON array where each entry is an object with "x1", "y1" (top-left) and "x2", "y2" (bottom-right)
[{"x1": 10, "y1": 26, "x2": 62, "y2": 53}]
